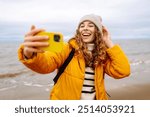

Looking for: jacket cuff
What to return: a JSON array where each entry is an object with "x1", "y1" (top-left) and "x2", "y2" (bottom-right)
[
  {"x1": 106, "y1": 45, "x2": 123, "y2": 60},
  {"x1": 18, "y1": 45, "x2": 37, "y2": 64}
]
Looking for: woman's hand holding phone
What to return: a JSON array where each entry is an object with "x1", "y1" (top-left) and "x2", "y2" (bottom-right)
[{"x1": 23, "y1": 25, "x2": 49, "y2": 59}]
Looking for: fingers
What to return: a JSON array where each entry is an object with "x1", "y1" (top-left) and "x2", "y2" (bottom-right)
[
  {"x1": 23, "y1": 25, "x2": 48, "y2": 56},
  {"x1": 23, "y1": 41, "x2": 49, "y2": 47},
  {"x1": 102, "y1": 25, "x2": 108, "y2": 32},
  {"x1": 24, "y1": 35, "x2": 49, "y2": 42},
  {"x1": 102, "y1": 25, "x2": 111, "y2": 42},
  {"x1": 31, "y1": 25, "x2": 36, "y2": 30},
  {"x1": 25, "y1": 28, "x2": 45, "y2": 37},
  {"x1": 26, "y1": 47, "x2": 44, "y2": 53},
  {"x1": 24, "y1": 47, "x2": 44, "y2": 53}
]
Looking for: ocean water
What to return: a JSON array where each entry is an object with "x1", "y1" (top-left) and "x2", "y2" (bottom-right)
[{"x1": 0, "y1": 39, "x2": 150, "y2": 99}]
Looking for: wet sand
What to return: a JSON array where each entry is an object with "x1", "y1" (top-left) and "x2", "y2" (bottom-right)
[
  {"x1": 108, "y1": 83, "x2": 150, "y2": 100},
  {"x1": 1, "y1": 83, "x2": 149, "y2": 100},
  {"x1": 23, "y1": 83, "x2": 150, "y2": 100},
  {"x1": 0, "y1": 72, "x2": 150, "y2": 100}
]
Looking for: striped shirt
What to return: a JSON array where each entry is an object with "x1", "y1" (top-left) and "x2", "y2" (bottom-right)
[
  {"x1": 80, "y1": 43, "x2": 95, "y2": 100},
  {"x1": 81, "y1": 67, "x2": 95, "y2": 100}
]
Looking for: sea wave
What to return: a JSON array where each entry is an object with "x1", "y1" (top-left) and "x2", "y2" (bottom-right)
[
  {"x1": 0, "y1": 71, "x2": 29, "y2": 78},
  {"x1": 0, "y1": 85, "x2": 17, "y2": 91},
  {"x1": 128, "y1": 51, "x2": 150, "y2": 56},
  {"x1": 23, "y1": 82, "x2": 45, "y2": 87},
  {"x1": 130, "y1": 60, "x2": 144, "y2": 66},
  {"x1": 23, "y1": 81, "x2": 53, "y2": 88},
  {"x1": 130, "y1": 58, "x2": 150, "y2": 66}
]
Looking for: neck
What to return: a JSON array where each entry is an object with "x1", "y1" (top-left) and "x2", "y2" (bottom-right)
[{"x1": 86, "y1": 43, "x2": 94, "y2": 51}]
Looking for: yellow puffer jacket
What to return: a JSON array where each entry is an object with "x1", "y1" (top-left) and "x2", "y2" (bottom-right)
[{"x1": 18, "y1": 39, "x2": 130, "y2": 100}]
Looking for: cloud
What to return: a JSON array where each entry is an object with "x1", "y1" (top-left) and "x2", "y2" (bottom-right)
[
  {"x1": 0, "y1": 0, "x2": 137, "y2": 22},
  {"x1": 0, "y1": 0, "x2": 150, "y2": 39}
]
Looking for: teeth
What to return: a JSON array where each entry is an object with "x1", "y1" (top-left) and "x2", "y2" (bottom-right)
[{"x1": 82, "y1": 33, "x2": 91, "y2": 36}]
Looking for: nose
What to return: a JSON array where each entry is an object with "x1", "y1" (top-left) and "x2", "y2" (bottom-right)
[{"x1": 83, "y1": 25, "x2": 88, "y2": 30}]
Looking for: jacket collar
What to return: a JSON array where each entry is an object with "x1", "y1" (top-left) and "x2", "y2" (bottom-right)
[{"x1": 68, "y1": 38, "x2": 79, "y2": 50}]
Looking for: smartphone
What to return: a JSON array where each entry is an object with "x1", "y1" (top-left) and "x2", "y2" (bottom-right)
[{"x1": 36, "y1": 32, "x2": 64, "y2": 53}]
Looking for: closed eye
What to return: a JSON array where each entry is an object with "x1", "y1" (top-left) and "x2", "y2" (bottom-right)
[
  {"x1": 88, "y1": 23, "x2": 95, "y2": 27},
  {"x1": 80, "y1": 24, "x2": 85, "y2": 28}
]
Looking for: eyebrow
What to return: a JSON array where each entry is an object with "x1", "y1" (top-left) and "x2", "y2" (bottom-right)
[
  {"x1": 88, "y1": 23, "x2": 94, "y2": 25},
  {"x1": 80, "y1": 22, "x2": 94, "y2": 25}
]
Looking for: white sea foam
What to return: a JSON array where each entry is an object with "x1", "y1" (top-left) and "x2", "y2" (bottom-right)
[
  {"x1": 131, "y1": 60, "x2": 144, "y2": 66},
  {"x1": 0, "y1": 85, "x2": 17, "y2": 91}
]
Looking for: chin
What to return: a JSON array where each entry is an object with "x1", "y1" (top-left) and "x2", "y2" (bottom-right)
[
  {"x1": 83, "y1": 39, "x2": 93, "y2": 43},
  {"x1": 82, "y1": 36, "x2": 94, "y2": 43},
  {"x1": 83, "y1": 40, "x2": 90, "y2": 43}
]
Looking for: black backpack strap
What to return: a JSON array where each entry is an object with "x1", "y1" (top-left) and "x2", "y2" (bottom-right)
[{"x1": 53, "y1": 48, "x2": 75, "y2": 84}]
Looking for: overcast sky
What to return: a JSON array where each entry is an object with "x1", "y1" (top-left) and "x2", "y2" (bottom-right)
[{"x1": 0, "y1": 0, "x2": 150, "y2": 40}]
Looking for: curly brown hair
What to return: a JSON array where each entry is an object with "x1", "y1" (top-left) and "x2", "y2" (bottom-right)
[{"x1": 75, "y1": 27, "x2": 108, "y2": 68}]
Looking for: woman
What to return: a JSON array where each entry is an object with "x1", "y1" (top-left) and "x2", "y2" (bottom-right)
[{"x1": 18, "y1": 14, "x2": 130, "y2": 100}]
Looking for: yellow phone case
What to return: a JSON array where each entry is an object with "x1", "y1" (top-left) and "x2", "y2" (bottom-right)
[{"x1": 36, "y1": 32, "x2": 64, "y2": 53}]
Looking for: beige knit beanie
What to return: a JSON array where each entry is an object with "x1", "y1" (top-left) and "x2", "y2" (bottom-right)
[{"x1": 78, "y1": 14, "x2": 103, "y2": 33}]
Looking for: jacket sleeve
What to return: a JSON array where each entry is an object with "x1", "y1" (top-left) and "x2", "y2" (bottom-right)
[
  {"x1": 18, "y1": 44, "x2": 69, "y2": 74},
  {"x1": 104, "y1": 45, "x2": 130, "y2": 79}
]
